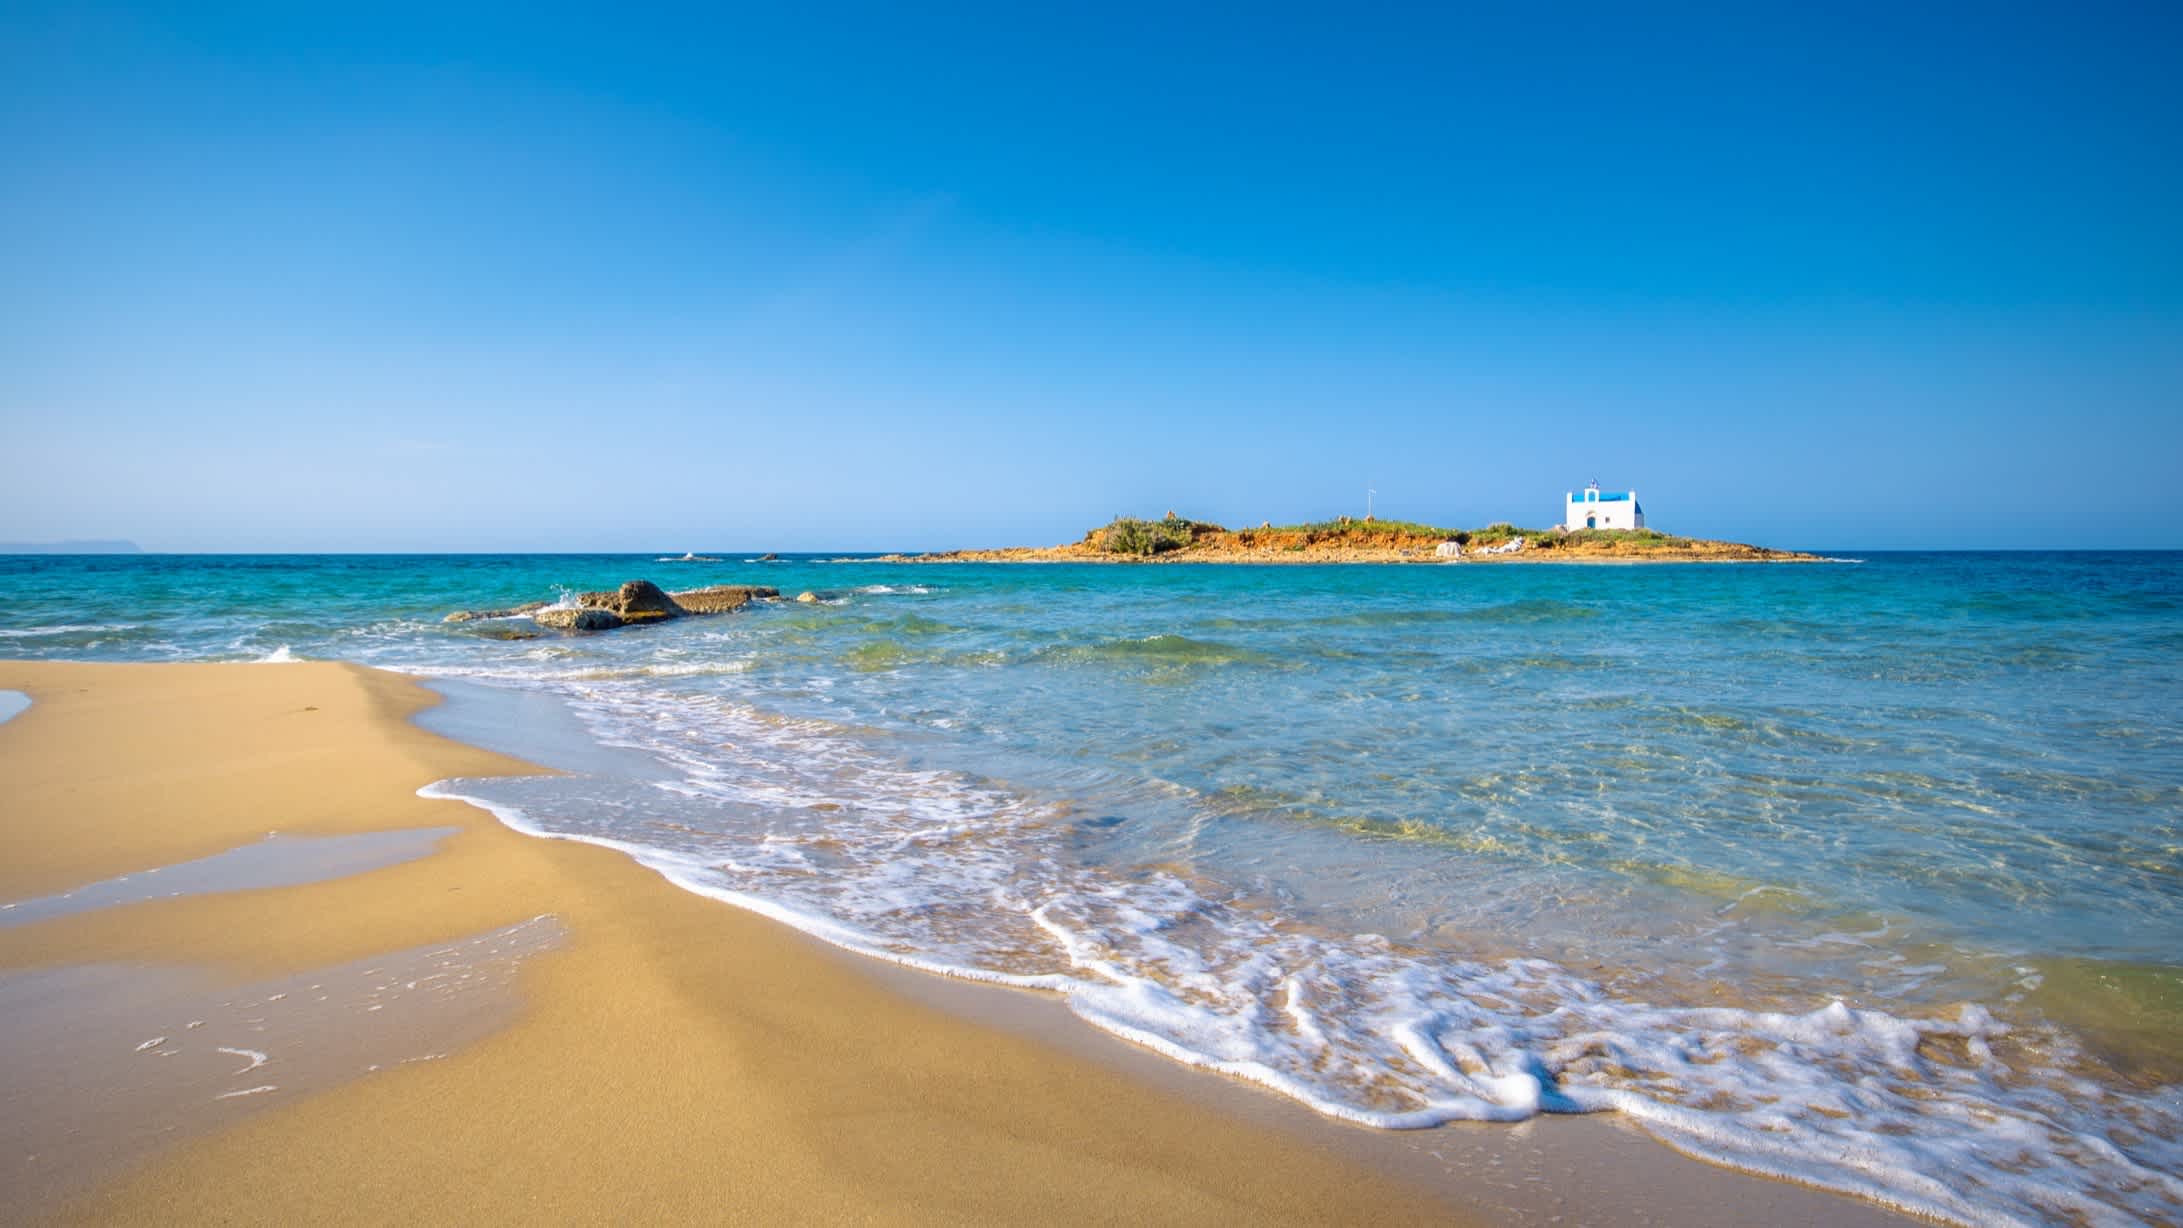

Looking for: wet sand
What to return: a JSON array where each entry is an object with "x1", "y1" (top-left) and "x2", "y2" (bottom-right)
[{"x1": 0, "y1": 661, "x2": 1906, "y2": 1225}]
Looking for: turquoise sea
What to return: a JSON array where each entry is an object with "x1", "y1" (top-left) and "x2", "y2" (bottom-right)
[{"x1": 3, "y1": 551, "x2": 2179, "y2": 1225}]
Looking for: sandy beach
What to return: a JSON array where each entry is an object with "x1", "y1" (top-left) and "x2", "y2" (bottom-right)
[
  {"x1": 7, "y1": 2, "x2": 2173, "y2": 1220},
  {"x1": 0, "y1": 661, "x2": 1910, "y2": 1225}
]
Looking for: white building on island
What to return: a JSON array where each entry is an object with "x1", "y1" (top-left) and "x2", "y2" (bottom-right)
[{"x1": 1566, "y1": 481, "x2": 1644, "y2": 531}]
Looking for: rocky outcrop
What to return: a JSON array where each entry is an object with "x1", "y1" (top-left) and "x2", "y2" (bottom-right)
[
  {"x1": 535, "y1": 607, "x2": 624, "y2": 631},
  {"x1": 445, "y1": 601, "x2": 549, "y2": 623},
  {"x1": 569, "y1": 580, "x2": 679, "y2": 620},
  {"x1": 671, "y1": 585, "x2": 779, "y2": 614},
  {"x1": 615, "y1": 580, "x2": 684, "y2": 623},
  {"x1": 447, "y1": 580, "x2": 783, "y2": 634},
  {"x1": 794, "y1": 591, "x2": 820, "y2": 604}
]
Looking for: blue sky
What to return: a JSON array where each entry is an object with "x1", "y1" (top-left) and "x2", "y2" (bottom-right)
[{"x1": 3, "y1": 1, "x2": 2178, "y2": 551}]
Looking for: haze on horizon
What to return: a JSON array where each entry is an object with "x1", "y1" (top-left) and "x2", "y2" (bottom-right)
[{"x1": 3, "y1": 2, "x2": 2179, "y2": 553}]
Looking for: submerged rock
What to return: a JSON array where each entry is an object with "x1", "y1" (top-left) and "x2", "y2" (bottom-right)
[
  {"x1": 473, "y1": 626, "x2": 544, "y2": 641},
  {"x1": 444, "y1": 601, "x2": 549, "y2": 624},
  {"x1": 794, "y1": 591, "x2": 820, "y2": 604}
]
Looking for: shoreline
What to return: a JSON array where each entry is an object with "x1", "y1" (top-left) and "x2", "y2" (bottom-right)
[{"x1": 0, "y1": 660, "x2": 1908, "y2": 1224}]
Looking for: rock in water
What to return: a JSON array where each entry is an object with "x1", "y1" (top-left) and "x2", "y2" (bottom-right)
[
  {"x1": 474, "y1": 626, "x2": 543, "y2": 641},
  {"x1": 794, "y1": 591, "x2": 819, "y2": 604},
  {"x1": 611, "y1": 579, "x2": 684, "y2": 623},
  {"x1": 535, "y1": 607, "x2": 624, "y2": 632},
  {"x1": 672, "y1": 585, "x2": 779, "y2": 613},
  {"x1": 447, "y1": 579, "x2": 781, "y2": 632},
  {"x1": 562, "y1": 580, "x2": 687, "y2": 623}
]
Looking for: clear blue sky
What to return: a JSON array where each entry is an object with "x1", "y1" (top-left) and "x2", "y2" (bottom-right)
[{"x1": 3, "y1": 1, "x2": 2178, "y2": 551}]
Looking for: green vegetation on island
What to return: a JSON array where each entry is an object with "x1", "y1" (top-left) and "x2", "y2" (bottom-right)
[{"x1": 1078, "y1": 514, "x2": 1723, "y2": 559}]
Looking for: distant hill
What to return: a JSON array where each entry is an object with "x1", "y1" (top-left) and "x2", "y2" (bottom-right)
[{"x1": 0, "y1": 539, "x2": 143, "y2": 554}]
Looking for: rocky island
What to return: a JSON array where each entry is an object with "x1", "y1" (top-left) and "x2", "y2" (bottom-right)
[{"x1": 883, "y1": 515, "x2": 1827, "y2": 565}]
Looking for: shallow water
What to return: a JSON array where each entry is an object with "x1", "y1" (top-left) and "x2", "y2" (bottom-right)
[
  {"x1": 0, "y1": 828, "x2": 458, "y2": 928},
  {"x1": 4, "y1": 550, "x2": 2180, "y2": 1224},
  {"x1": 0, "y1": 915, "x2": 560, "y2": 1215}
]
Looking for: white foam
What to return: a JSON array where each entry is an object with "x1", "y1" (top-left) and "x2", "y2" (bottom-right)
[
  {"x1": 217, "y1": 1046, "x2": 269, "y2": 1073},
  {"x1": 416, "y1": 781, "x2": 1072, "y2": 992},
  {"x1": 638, "y1": 660, "x2": 757, "y2": 678},
  {"x1": 0, "y1": 623, "x2": 136, "y2": 638},
  {"x1": 214, "y1": 1084, "x2": 277, "y2": 1100},
  {"x1": 252, "y1": 645, "x2": 299, "y2": 664},
  {"x1": 403, "y1": 660, "x2": 758, "y2": 685}
]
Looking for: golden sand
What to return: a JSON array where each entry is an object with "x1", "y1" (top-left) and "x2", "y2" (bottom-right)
[{"x1": 0, "y1": 662, "x2": 1460, "y2": 1225}]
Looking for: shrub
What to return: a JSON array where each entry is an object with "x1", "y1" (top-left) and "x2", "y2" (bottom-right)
[{"x1": 1102, "y1": 514, "x2": 1201, "y2": 556}]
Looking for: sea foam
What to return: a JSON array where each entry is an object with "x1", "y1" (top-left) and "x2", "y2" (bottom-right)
[{"x1": 417, "y1": 675, "x2": 2183, "y2": 1228}]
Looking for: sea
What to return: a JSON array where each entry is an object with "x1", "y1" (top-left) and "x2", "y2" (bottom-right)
[{"x1": 2, "y1": 550, "x2": 2178, "y2": 1226}]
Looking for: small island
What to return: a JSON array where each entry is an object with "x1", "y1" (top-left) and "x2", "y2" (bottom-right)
[{"x1": 883, "y1": 514, "x2": 1826, "y2": 564}]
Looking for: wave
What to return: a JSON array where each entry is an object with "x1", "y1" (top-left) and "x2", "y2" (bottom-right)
[
  {"x1": 416, "y1": 678, "x2": 2183, "y2": 1227},
  {"x1": 0, "y1": 623, "x2": 139, "y2": 638},
  {"x1": 403, "y1": 659, "x2": 756, "y2": 684}
]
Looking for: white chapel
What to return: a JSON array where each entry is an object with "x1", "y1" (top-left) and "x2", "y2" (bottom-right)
[{"x1": 1565, "y1": 481, "x2": 1645, "y2": 531}]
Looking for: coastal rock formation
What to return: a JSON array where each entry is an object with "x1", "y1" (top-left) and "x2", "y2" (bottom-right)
[
  {"x1": 535, "y1": 607, "x2": 624, "y2": 631},
  {"x1": 584, "y1": 580, "x2": 683, "y2": 623},
  {"x1": 448, "y1": 581, "x2": 783, "y2": 633},
  {"x1": 673, "y1": 585, "x2": 779, "y2": 613},
  {"x1": 794, "y1": 591, "x2": 819, "y2": 604}
]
